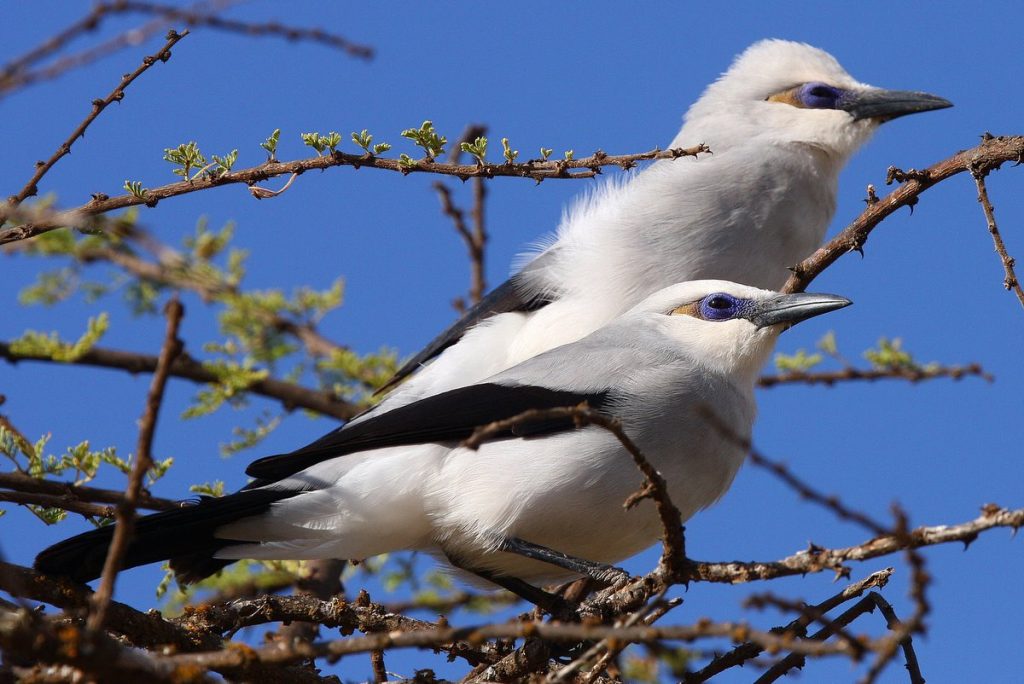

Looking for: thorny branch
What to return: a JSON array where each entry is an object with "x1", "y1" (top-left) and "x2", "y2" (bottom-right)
[
  {"x1": 86, "y1": 297, "x2": 183, "y2": 631},
  {"x1": 783, "y1": 134, "x2": 1024, "y2": 293},
  {"x1": 757, "y1": 362, "x2": 991, "y2": 387},
  {"x1": 0, "y1": 1, "x2": 371, "y2": 97},
  {"x1": 0, "y1": 339, "x2": 359, "y2": 420},
  {"x1": 7, "y1": 29, "x2": 189, "y2": 208},
  {"x1": 463, "y1": 404, "x2": 688, "y2": 580},
  {"x1": 972, "y1": 162, "x2": 1024, "y2": 308},
  {"x1": 436, "y1": 124, "x2": 490, "y2": 311},
  {"x1": 0, "y1": 145, "x2": 710, "y2": 246}
]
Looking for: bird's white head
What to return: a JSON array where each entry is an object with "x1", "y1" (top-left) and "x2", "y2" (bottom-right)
[
  {"x1": 678, "y1": 39, "x2": 951, "y2": 162},
  {"x1": 629, "y1": 280, "x2": 851, "y2": 382}
]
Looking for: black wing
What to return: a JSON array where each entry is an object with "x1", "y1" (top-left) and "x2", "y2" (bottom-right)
[
  {"x1": 246, "y1": 383, "x2": 611, "y2": 482},
  {"x1": 378, "y1": 262, "x2": 554, "y2": 394}
]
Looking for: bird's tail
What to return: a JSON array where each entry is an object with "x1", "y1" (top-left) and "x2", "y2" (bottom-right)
[{"x1": 34, "y1": 488, "x2": 296, "y2": 584}]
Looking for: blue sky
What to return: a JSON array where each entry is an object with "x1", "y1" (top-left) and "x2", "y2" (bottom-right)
[{"x1": 2, "y1": 2, "x2": 1023, "y2": 682}]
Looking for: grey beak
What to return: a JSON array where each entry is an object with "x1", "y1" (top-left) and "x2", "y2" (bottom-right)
[
  {"x1": 747, "y1": 292, "x2": 852, "y2": 330},
  {"x1": 841, "y1": 88, "x2": 952, "y2": 122}
]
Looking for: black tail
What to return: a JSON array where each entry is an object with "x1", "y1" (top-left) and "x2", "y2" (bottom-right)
[{"x1": 34, "y1": 488, "x2": 296, "y2": 584}]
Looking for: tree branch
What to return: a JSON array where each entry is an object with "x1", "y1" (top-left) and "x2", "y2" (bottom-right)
[
  {"x1": 972, "y1": 161, "x2": 1024, "y2": 308},
  {"x1": 0, "y1": 145, "x2": 710, "y2": 246},
  {"x1": 783, "y1": 134, "x2": 1024, "y2": 293},
  {"x1": 7, "y1": 29, "x2": 189, "y2": 208},
  {"x1": 87, "y1": 297, "x2": 183, "y2": 631},
  {"x1": 0, "y1": 339, "x2": 359, "y2": 420},
  {"x1": 757, "y1": 362, "x2": 992, "y2": 388}
]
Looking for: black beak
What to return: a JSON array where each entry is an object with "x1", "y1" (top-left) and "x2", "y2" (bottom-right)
[
  {"x1": 747, "y1": 292, "x2": 852, "y2": 330},
  {"x1": 841, "y1": 88, "x2": 952, "y2": 122}
]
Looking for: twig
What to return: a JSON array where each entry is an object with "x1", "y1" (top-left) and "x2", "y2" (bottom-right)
[
  {"x1": 757, "y1": 362, "x2": 992, "y2": 388},
  {"x1": 0, "y1": 472, "x2": 176, "y2": 512},
  {"x1": 865, "y1": 592, "x2": 925, "y2": 684},
  {"x1": 0, "y1": 5, "x2": 110, "y2": 81},
  {"x1": 0, "y1": 145, "x2": 710, "y2": 246},
  {"x1": 111, "y1": 1, "x2": 373, "y2": 59},
  {"x1": 462, "y1": 404, "x2": 688, "y2": 581},
  {"x1": 87, "y1": 297, "x2": 183, "y2": 631},
  {"x1": 0, "y1": 561, "x2": 217, "y2": 651},
  {"x1": 7, "y1": 29, "x2": 189, "y2": 208},
  {"x1": 783, "y1": 134, "x2": 1024, "y2": 293},
  {"x1": 0, "y1": 489, "x2": 116, "y2": 519},
  {"x1": 685, "y1": 568, "x2": 893, "y2": 682},
  {"x1": 972, "y1": 164, "x2": 1024, "y2": 308},
  {"x1": 0, "y1": 340, "x2": 360, "y2": 420}
]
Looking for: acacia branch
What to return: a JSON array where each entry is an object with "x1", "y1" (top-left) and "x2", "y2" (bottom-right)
[
  {"x1": 0, "y1": 340, "x2": 359, "y2": 420},
  {"x1": 7, "y1": 29, "x2": 189, "y2": 208},
  {"x1": 783, "y1": 134, "x2": 1024, "y2": 293},
  {"x1": 87, "y1": 297, "x2": 183, "y2": 631},
  {"x1": 972, "y1": 166, "x2": 1024, "y2": 308},
  {"x1": 757, "y1": 362, "x2": 991, "y2": 388},
  {"x1": 0, "y1": 144, "x2": 709, "y2": 246}
]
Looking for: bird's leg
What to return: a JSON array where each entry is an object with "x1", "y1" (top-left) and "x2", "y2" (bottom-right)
[
  {"x1": 498, "y1": 537, "x2": 630, "y2": 586},
  {"x1": 443, "y1": 552, "x2": 573, "y2": 618}
]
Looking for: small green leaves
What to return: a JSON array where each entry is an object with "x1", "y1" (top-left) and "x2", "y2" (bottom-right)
[
  {"x1": 460, "y1": 136, "x2": 488, "y2": 165},
  {"x1": 261, "y1": 128, "x2": 281, "y2": 161},
  {"x1": 352, "y1": 129, "x2": 374, "y2": 153},
  {"x1": 401, "y1": 120, "x2": 446, "y2": 159},
  {"x1": 540, "y1": 147, "x2": 553, "y2": 161},
  {"x1": 124, "y1": 179, "x2": 148, "y2": 199},
  {"x1": 398, "y1": 153, "x2": 417, "y2": 170},
  {"x1": 817, "y1": 330, "x2": 838, "y2": 356},
  {"x1": 323, "y1": 131, "x2": 341, "y2": 154},
  {"x1": 301, "y1": 131, "x2": 341, "y2": 156},
  {"x1": 564, "y1": 149, "x2": 575, "y2": 161},
  {"x1": 9, "y1": 313, "x2": 110, "y2": 362},
  {"x1": 163, "y1": 141, "x2": 206, "y2": 180},
  {"x1": 212, "y1": 149, "x2": 238, "y2": 176},
  {"x1": 501, "y1": 137, "x2": 518, "y2": 164},
  {"x1": 189, "y1": 480, "x2": 225, "y2": 497},
  {"x1": 864, "y1": 337, "x2": 917, "y2": 370},
  {"x1": 373, "y1": 142, "x2": 392, "y2": 155},
  {"x1": 301, "y1": 131, "x2": 326, "y2": 156},
  {"x1": 773, "y1": 348, "x2": 824, "y2": 373}
]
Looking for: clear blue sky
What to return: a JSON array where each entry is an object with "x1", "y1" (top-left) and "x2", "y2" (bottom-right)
[{"x1": 2, "y1": 3, "x2": 1023, "y2": 682}]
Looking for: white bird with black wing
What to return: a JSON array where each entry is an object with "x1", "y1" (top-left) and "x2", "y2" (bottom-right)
[
  {"x1": 373, "y1": 39, "x2": 949, "y2": 411},
  {"x1": 36, "y1": 280, "x2": 850, "y2": 604}
]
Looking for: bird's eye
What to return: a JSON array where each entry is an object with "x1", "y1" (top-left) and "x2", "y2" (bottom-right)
[
  {"x1": 698, "y1": 293, "x2": 742, "y2": 321},
  {"x1": 798, "y1": 82, "x2": 843, "y2": 109}
]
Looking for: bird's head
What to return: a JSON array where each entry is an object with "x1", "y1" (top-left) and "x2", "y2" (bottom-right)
[
  {"x1": 631, "y1": 280, "x2": 851, "y2": 382},
  {"x1": 680, "y1": 40, "x2": 951, "y2": 162}
]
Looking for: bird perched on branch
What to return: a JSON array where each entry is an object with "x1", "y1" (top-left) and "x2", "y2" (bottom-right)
[
  {"x1": 36, "y1": 280, "x2": 850, "y2": 603},
  {"x1": 374, "y1": 39, "x2": 949, "y2": 411}
]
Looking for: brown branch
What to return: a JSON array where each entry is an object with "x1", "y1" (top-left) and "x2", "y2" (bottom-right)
[
  {"x1": 972, "y1": 163, "x2": 1024, "y2": 308},
  {"x1": 0, "y1": 5, "x2": 110, "y2": 81},
  {"x1": 757, "y1": 362, "x2": 992, "y2": 388},
  {"x1": 0, "y1": 472, "x2": 176, "y2": 512},
  {"x1": 7, "y1": 29, "x2": 189, "y2": 208},
  {"x1": 438, "y1": 124, "x2": 489, "y2": 312},
  {"x1": 0, "y1": 489, "x2": 116, "y2": 519},
  {"x1": 0, "y1": 561, "x2": 217, "y2": 651},
  {"x1": 0, "y1": 339, "x2": 359, "y2": 420},
  {"x1": 462, "y1": 404, "x2": 688, "y2": 581},
  {"x1": 686, "y1": 504, "x2": 1022, "y2": 585},
  {"x1": 783, "y1": 134, "x2": 1024, "y2": 294},
  {"x1": 0, "y1": 144, "x2": 710, "y2": 246},
  {"x1": 684, "y1": 568, "x2": 893, "y2": 682},
  {"x1": 87, "y1": 297, "x2": 183, "y2": 631},
  {"x1": 111, "y1": 1, "x2": 373, "y2": 59}
]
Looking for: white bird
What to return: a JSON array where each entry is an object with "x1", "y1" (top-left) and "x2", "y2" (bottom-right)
[
  {"x1": 35, "y1": 280, "x2": 850, "y2": 603},
  {"x1": 374, "y1": 39, "x2": 949, "y2": 412}
]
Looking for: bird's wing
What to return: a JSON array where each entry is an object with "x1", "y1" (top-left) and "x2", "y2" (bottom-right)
[
  {"x1": 245, "y1": 382, "x2": 611, "y2": 482},
  {"x1": 377, "y1": 251, "x2": 557, "y2": 394}
]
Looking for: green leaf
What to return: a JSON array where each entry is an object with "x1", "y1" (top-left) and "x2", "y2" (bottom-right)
[{"x1": 260, "y1": 128, "x2": 281, "y2": 161}]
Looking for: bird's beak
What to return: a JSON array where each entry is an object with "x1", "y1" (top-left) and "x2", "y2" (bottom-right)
[
  {"x1": 747, "y1": 292, "x2": 852, "y2": 330},
  {"x1": 841, "y1": 88, "x2": 952, "y2": 122}
]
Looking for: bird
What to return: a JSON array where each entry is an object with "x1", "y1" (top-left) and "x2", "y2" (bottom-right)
[
  {"x1": 36, "y1": 280, "x2": 851, "y2": 604},
  {"x1": 372, "y1": 39, "x2": 949, "y2": 413}
]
